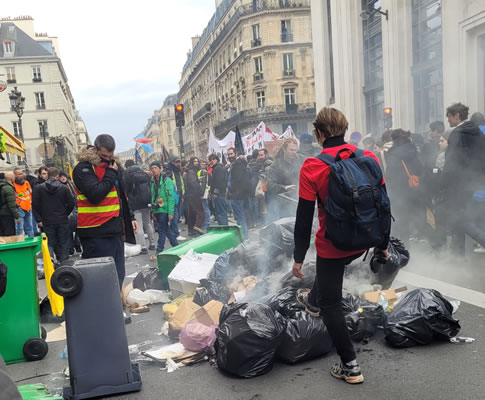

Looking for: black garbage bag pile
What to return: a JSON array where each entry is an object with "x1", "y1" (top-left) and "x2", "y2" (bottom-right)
[
  {"x1": 193, "y1": 278, "x2": 232, "y2": 306},
  {"x1": 216, "y1": 302, "x2": 285, "y2": 378},
  {"x1": 384, "y1": 288, "x2": 461, "y2": 348},
  {"x1": 345, "y1": 236, "x2": 410, "y2": 290},
  {"x1": 132, "y1": 267, "x2": 165, "y2": 291},
  {"x1": 259, "y1": 217, "x2": 297, "y2": 258},
  {"x1": 342, "y1": 292, "x2": 385, "y2": 343}
]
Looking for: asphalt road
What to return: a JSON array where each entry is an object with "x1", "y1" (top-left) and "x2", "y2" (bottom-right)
[{"x1": 5, "y1": 225, "x2": 485, "y2": 400}]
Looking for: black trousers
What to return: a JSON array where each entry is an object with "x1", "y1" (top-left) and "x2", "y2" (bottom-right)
[
  {"x1": 80, "y1": 236, "x2": 125, "y2": 289},
  {"x1": 43, "y1": 223, "x2": 71, "y2": 263},
  {"x1": 0, "y1": 216, "x2": 16, "y2": 236},
  {"x1": 308, "y1": 253, "x2": 363, "y2": 364}
]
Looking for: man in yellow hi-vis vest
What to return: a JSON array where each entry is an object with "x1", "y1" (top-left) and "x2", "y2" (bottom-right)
[{"x1": 73, "y1": 134, "x2": 138, "y2": 289}]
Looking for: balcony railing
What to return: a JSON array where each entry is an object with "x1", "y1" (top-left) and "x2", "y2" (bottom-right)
[
  {"x1": 251, "y1": 38, "x2": 261, "y2": 47},
  {"x1": 283, "y1": 69, "x2": 295, "y2": 77},
  {"x1": 281, "y1": 33, "x2": 294, "y2": 43},
  {"x1": 253, "y1": 72, "x2": 264, "y2": 82},
  {"x1": 286, "y1": 103, "x2": 298, "y2": 113},
  {"x1": 7, "y1": 79, "x2": 16, "y2": 84},
  {"x1": 33, "y1": 77, "x2": 42, "y2": 82},
  {"x1": 193, "y1": 102, "x2": 212, "y2": 122}
]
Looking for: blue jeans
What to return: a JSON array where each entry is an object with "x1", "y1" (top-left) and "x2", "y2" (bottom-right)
[
  {"x1": 231, "y1": 199, "x2": 248, "y2": 239},
  {"x1": 202, "y1": 199, "x2": 210, "y2": 230},
  {"x1": 16, "y1": 208, "x2": 34, "y2": 237},
  {"x1": 248, "y1": 196, "x2": 261, "y2": 226},
  {"x1": 170, "y1": 202, "x2": 180, "y2": 238},
  {"x1": 213, "y1": 196, "x2": 228, "y2": 225},
  {"x1": 156, "y1": 213, "x2": 179, "y2": 253}
]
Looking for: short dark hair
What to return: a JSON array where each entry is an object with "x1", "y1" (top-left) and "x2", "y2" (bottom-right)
[
  {"x1": 252, "y1": 149, "x2": 260, "y2": 159},
  {"x1": 125, "y1": 160, "x2": 135, "y2": 168},
  {"x1": 48, "y1": 167, "x2": 59, "y2": 178},
  {"x1": 446, "y1": 103, "x2": 469, "y2": 121},
  {"x1": 94, "y1": 134, "x2": 116, "y2": 152},
  {"x1": 227, "y1": 147, "x2": 236, "y2": 154},
  {"x1": 208, "y1": 153, "x2": 220, "y2": 162},
  {"x1": 38, "y1": 166, "x2": 48, "y2": 175},
  {"x1": 429, "y1": 121, "x2": 445, "y2": 133},
  {"x1": 258, "y1": 148, "x2": 269, "y2": 156},
  {"x1": 59, "y1": 171, "x2": 68, "y2": 178}
]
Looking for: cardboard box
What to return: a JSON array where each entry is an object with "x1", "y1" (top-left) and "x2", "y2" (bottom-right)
[
  {"x1": 168, "y1": 250, "x2": 219, "y2": 298},
  {"x1": 193, "y1": 300, "x2": 223, "y2": 326},
  {"x1": 362, "y1": 286, "x2": 407, "y2": 304},
  {"x1": 0, "y1": 235, "x2": 24, "y2": 244},
  {"x1": 169, "y1": 299, "x2": 201, "y2": 332}
]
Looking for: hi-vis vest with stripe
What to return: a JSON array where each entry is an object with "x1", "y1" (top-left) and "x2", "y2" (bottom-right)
[
  {"x1": 14, "y1": 181, "x2": 32, "y2": 212},
  {"x1": 76, "y1": 164, "x2": 120, "y2": 229}
]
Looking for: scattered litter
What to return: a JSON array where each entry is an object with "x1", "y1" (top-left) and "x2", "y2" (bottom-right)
[
  {"x1": 133, "y1": 268, "x2": 165, "y2": 291},
  {"x1": 143, "y1": 342, "x2": 200, "y2": 363},
  {"x1": 126, "y1": 289, "x2": 171, "y2": 306},
  {"x1": 125, "y1": 243, "x2": 142, "y2": 257},
  {"x1": 449, "y1": 300, "x2": 461, "y2": 314},
  {"x1": 450, "y1": 337, "x2": 475, "y2": 344},
  {"x1": 165, "y1": 358, "x2": 182, "y2": 372},
  {"x1": 46, "y1": 322, "x2": 66, "y2": 343},
  {"x1": 180, "y1": 321, "x2": 217, "y2": 352},
  {"x1": 126, "y1": 272, "x2": 138, "y2": 279},
  {"x1": 163, "y1": 294, "x2": 194, "y2": 318},
  {"x1": 17, "y1": 383, "x2": 63, "y2": 400},
  {"x1": 159, "y1": 321, "x2": 169, "y2": 336}
]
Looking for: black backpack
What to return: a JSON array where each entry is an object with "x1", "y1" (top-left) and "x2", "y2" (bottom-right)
[{"x1": 317, "y1": 148, "x2": 392, "y2": 251}]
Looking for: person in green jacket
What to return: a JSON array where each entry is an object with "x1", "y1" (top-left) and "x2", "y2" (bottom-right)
[
  {"x1": 150, "y1": 162, "x2": 178, "y2": 253},
  {"x1": 0, "y1": 172, "x2": 20, "y2": 236}
]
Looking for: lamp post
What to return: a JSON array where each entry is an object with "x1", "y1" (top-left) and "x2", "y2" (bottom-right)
[{"x1": 8, "y1": 86, "x2": 27, "y2": 166}]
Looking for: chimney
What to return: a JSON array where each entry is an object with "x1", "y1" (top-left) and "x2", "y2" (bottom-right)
[{"x1": 191, "y1": 36, "x2": 201, "y2": 50}]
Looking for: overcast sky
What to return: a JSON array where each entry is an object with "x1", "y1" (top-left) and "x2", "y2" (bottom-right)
[{"x1": 2, "y1": 0, "x2": 215, "y2": 151}]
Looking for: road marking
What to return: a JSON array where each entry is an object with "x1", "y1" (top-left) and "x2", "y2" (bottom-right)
[{"x1": 397, "y1": 270, "x2": 485, "y2": 309}]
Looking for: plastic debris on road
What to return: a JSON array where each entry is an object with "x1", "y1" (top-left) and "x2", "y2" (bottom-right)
[{"x1": 450, "y1": 336, "x2": 475, "y2": 344}]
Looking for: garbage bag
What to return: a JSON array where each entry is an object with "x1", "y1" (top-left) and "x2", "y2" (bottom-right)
[
  {"x1": 277, "y1": 310, "x2": 333, "y2": 364},
  {"x1": 180, "y1": 320, "x2": 217, "y2": 352},
  {"x1": 193, "y1": 287, "x2": 212, "y2": 306},
  {"x1": 279, "y1": 260, "x2": 316, "y2": 290},
  {"x1": 229, "y1": 241, "x2": 266, "y2": 276},
  {"x1": 216, "y1": 302, "x2": 284, "y2": 378},
  {"x1": 370, "y1": 237, "x2": 410, "y2": 289},
  {"x1": 259, "y1": 287, "x2": 303, "y2": 317},
  {"x1": 384, "y1": 288, "x2": 461, "y2": 348},
  {"x1": 124, "y1": 243, "x2": 141, "y2": 257},
  {"x1": 259, "y1": 217, "x2": 297, "y2": 258},
  {"x1": 0, "y1": 260, "x2": 6, "y2": 298},
  {"x1": 133, "y1": 267, "x2": 165, "y2": 291},
  {"x1": 208, "y1": 251, "x2": 233, "y2": 283},
  {"x1": 341, "y1": 292, "x2": 385, "y2": 342}
]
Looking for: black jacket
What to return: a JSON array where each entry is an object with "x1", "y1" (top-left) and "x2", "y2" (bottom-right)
[
  {"x1": 123, "y1": 165, "x2": 151, "y2": 211},
  {"x1": 444, "y1": 121, "x2": 484, "y2": 196},
  {"x1": 386, "y1": 136, "x2": 423, "y2": 210},
  {"x1": 32, "y1": 178, "x2": 75, "y2": 225},
  {"x1": 168, "y1": 162, "x2": 185, "y2": 196},
  {"x1": 228, "y1": 157, "x2": 250, "y2": 200},
  {"x1": 209, "y1": 162, "x2": 227, "y2": 196},
  {"x1": 73, "y1": 148, "x2": 136, "y2": 244},
  {"x1": 421, "y1": 136, "x2": 441, "y2": 172},
  {"x1": 184, "y1": 168, "x2": 203, "y2": 198}
]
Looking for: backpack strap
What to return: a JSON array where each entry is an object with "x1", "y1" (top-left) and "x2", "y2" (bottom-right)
[{"x1": 316, "y1": 153, "x2": 336, "y2": 165}]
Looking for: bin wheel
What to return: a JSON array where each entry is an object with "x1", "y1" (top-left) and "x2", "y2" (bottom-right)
[
  {"x1": 51, "y1": 266, "x2": 83, "y2": 297},
  {"x1": 41, "y1": 326, "x2": 47, "y2": 340},
  {"x1": 23, "y1": 338, "x2": 48, "y2": 361}
]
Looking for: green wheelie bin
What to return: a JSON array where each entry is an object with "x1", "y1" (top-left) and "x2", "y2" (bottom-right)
[
  {"x1": 157, "y1": 225, "x2": 243, "y2": 284},
  {"x1": 0, "y1": 236, "x2": 48, "y2": 364}
]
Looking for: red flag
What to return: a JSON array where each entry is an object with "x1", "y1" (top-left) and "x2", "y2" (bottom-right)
[{"x1": 134, "y1": 138, "x2": 153, "y2": 144}]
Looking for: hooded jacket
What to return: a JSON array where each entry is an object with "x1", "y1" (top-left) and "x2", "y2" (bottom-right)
[
  {"x1": 184, "y1": 165, "x2": 203, "y2": 198},
  {"x1": 209, "y1": 162, "x2": 227, "y2": 196},
  {"x1": 266, "y1": 152, "x2": 306, "y2": 195},
  {"x1": 123, "y1": 165, "x2": 151, "y2": 211},
  {"x1": 32, "y1": 178, "x2": 75, "y2": 225},
  {"x1": 444, "y1": 120, "x2": 484, "y2": 195},
  {"x1": 0, "y1": 179, "x2": 20, "y2": 219},
  {"x1": 72, "y1": 148, "x2": 136, "y2": 243},
  {"x1": 227, "y1": 157, "x2": 250, "y2": 200}
]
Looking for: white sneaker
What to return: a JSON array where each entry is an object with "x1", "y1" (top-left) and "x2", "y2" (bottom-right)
[{"x1": 177, "y1": 235, "x2": 186, "y2": 241}]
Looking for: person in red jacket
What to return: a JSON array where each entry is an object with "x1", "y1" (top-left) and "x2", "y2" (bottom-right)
[{"x1": 292, "y1": 107, "x2": 389, "y2": 385}]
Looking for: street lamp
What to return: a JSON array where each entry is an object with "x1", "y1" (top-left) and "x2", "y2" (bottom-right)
[{"x1": 8, "y1": 86, "x2": 27, "y2": 166}]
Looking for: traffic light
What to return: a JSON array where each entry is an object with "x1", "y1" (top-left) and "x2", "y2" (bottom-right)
[
  {"x1": 383, "y1": 107, "x2": 392, "y2": 129},
  {"x1": 55, "y1": 139, "x2": 65, "y2": 156},
  {"x1": 175, "y1": 104, "x2": 185, "y2": 127}
]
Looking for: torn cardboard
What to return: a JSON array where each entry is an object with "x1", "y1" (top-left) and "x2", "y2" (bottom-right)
[
  {"x1": 168, "y1": 299, "x2": 223, "y2": 335},
  {"x1": 362, "y1": 286, "x2": 407, "y2": 304}
]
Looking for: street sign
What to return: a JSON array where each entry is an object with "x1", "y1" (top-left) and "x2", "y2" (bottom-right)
[
  {"x1": 37, "y1": 143, "x2": 55, "y2": 158},
  {"x1": 0, "y1": 80, "x2": 6, "y2": 92},
  {"x1": 350, "y1": 131, "x2": 362, "y2": 144}
]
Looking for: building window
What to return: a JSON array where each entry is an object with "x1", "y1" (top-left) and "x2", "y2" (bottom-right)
[
  {"x1": 283, "y1": 53, "x2": 294, "y2": 76},
  {"x1": 254, "y1": 56, "x2": 263, "y2": 81},
  {"x1": 256, "y1": 91, "x2": 265, "y2": 108},
  {"x1": 38, "y1": 120, "x2": 48, "y2": 138},
  {"x1": 3, "y1": 41, "x2": 13, "y2": 55},
  {"x1": 234, "y1": 38, "x2": 238, "y2": 58},
  {"x1": 362, "y1": 0, "x2": 384, "y2": 136},
  {"x1": 281, "y1": 20, "x2": 293, "y2": 42},
  {"x1": 412, "y1": 0, "x2": 443, "y2": 134},
  {"x1": 284, "y1": 88, "x2": 296, "y2": 105},
  {"x1": 6, "y1": 66, "x2": 15, "y2": 83},
  {"x1": 167, "y1": 121, "x2": 171, "y2": 133},
  {"x1": 35, "y1": 92, "x2": 46, "y2": 109},
  {"x1": 239, "y1": 31, "x2": 243, "y2": 52},
  {"x1": 32, "y1": 66, "x2": 42, "y2": 82},
  {"x1": 12, "y1": 121, "x2": 20, "y2": 138},
  {"x1": 252, "y1": 24, "x2": 261, "y2": 47},
  {"x1": 228, "y1": 45, "x2": 231, "y2": 64}
]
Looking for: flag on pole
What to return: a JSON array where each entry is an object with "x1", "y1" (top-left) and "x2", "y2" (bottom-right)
[
  {"x1": 135, "y1": 149, "x2": 143, "y2": 166},
  {"x1": 162, "y1": 146, "x2": 170, "y2": 163},
  {"x1": 234, "y1": 125, "x2": 245, "y2": 155}
]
